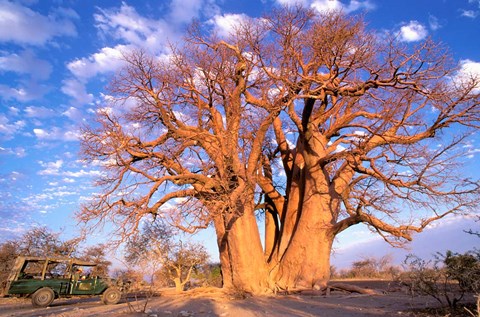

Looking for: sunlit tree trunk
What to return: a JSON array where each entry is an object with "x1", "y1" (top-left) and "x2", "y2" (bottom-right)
[
  {"x1": 213, "y1": 198, "x2": 270, "y2": 293},
  {"x1": 271, "y1": 120, "x2": 347, "y2": 290},
  {"x1": 276, "y1": 197, "x2": 335, "y2": 289}
]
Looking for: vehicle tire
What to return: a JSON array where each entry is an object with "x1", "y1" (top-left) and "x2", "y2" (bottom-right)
[
  {"x1": 102, "y1": 287, "x2": 121, "y2": 305},
  {"x1": 31, "y1": 287, "x2": 55, "y2": 307}
]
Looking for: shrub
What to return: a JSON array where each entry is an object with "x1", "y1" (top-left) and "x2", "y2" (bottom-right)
[{"x1": 401, "y1": 250, "x2": 480, "y2": 310}]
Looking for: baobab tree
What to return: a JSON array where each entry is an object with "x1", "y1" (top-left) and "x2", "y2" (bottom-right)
[{"x1": 80, "y1": 8, "x2": 480, "y2": 293}]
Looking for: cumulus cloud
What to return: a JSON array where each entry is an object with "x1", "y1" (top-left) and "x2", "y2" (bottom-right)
[
  {"x1": 64, "y1": 45, "x2": 126, "y2": 105},
  {"x1": 454, "y1": 59, "x2": 480, "y2": 92},
  {"x1": 63, "y1": 169, "x2": 102, "y2": 178},
  {"x1": 67, "y1": 45, "x2": 126, "y2": 80},
  {"x1": 311, "y1": 0, "x2": 375, "y2": 14},
  {"x1": 209, "y1": 13, "x2": 249, "y2": 38},
  {"x1": 37, "y1": 159, "x2": 101, "y2": 181},
  {"x1": 65, "y1": 1, "x2": 176, "y2": 107},
  {"x1": 397, "y1": 21, "x2": 428, "y2": 42},
  {"x1": 0, "y1": 50, "x2": 52, "y2": 80},
  {"x1": 0, "y1": 1, "x2": 77, "y2": 45},
  {"x1": 94, "y1": 3, "x2": 174, "y2": 52}
]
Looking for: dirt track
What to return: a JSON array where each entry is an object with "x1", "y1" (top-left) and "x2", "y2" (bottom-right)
[{"x1": 0, "y1": 280, "x2": 470, "y2": 317}]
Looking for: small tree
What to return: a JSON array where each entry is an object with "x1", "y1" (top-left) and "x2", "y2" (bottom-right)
[
  {"x1": 81, "y1": 244, "x2": 112, "y2": 277},
  {"x1": 402, "y1": 251, "x2": 480, "y2": 310},
  {"x1": 125, "y1": 220, "x2": 209, "y2": 292},
  {"x1": 345, "y1": 254, "x2": 397, "y2": 279},
  {"x1": 18, "y1": 226, "x2": 80, "y2": 257}
]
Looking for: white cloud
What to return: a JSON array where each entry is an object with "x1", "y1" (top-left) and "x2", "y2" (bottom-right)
[
  {"x1": 0, "y1": 1, "x2": 77, "y2": 45},
  {"x1": 94, "y1": 3, "x2": 174, "y2": 52},
  {"x1": 63, "y1": 169, "x2": 102, "y2": 178},
  {"x1": 62, "y1": 106, "x2": 84, "y2": 121},
  {"x1": 397, "y1": 21, "x2": 428, "y2": 42},
  {"x1": 0, "y1": 146, "x2": 26, "y2": 157},
  {"x1": 67, "y1": 45, "x2": 127, "y2": 80},
  {"x1": 311, "y1": 0, "x2": 375, "y2": 14},
  {"x1": 428, "y1": 15, "x2": 441, "y2": 31},
  {"x1": 8, "y1": 107, "x2": 20, "y2": 116},
  {"x1": 24, "y1": 106, "x2": 57, "y2": 118},
  {"x1": 168, "y1": 0, "x2": 204, "y2": 24},
  {"x1": 454, "y1": 59, "x2": 480, "y2": 92},
  {"x1": 33, "y1": 127, "x2": 79, "y2": 141},
  {"x1": 461, "y1": 9, "x2": 478, "y2": 18},
  {"x1": 209, "y1": 13, "x2": 249, "y2": 38},
  {"x1": 311, "y1": 0, "x2": 342, "y2": 12},
  {"x1": 276, "y1": 0, "x2": 309, "y2": 6},
  {"x1": 61, "y1": 78, "x2": 94, "y2": 105},
  {"x1": 0, "y1": 114, "x2": 25, "y2": 139},
  {"x1": 0, "y1": 50, "x2": 52, "y2": 80},
  {"x1": 37, "y1": 159, "x2": 101, "y2": 180},
  {"x1": 38, "y1": 159, "x2": 64, "y2": 176},
  {"x1": 0, "y1": 82, "x2": 48, "y2": 102}
]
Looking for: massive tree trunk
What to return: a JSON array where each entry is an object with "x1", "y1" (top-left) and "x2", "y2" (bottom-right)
[
  {"x1": 275, "y1": 190, "x2": 335, "y2": 290},
  {"x1": 213, "y1": 200, "x2": 271, "y2": 294},
  {"x1": 272, "y1": 123, "x2": 338, "y2": 290}
]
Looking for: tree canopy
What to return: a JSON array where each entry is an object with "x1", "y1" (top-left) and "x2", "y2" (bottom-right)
[{"x1": 80, "y1": 8, "x2": 480, "y2": 293}]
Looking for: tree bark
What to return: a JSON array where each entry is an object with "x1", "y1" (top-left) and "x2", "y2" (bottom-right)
[
  {"x1": 274, "y1": 127, "x2": 336, "y2": 290},
  {"x1": 174, "y1": 277, "x2": 183, "y2": 293},
  {"x1": 275, "y1": 213, "x2": 334, "y2": 290},
  {"x1": 213, "y1": 201, "x2": 271, "y2": 294}
]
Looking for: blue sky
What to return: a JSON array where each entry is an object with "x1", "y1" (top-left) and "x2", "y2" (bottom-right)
[{"x1": 0, "y1": 0, "x2": 479, "y2": 266}]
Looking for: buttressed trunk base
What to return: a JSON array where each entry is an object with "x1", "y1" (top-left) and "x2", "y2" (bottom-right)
[
  {"x1": 274, "y1": 228, "x2": 333, "y2": 290},
  {"x1": 213, "y1": 206, "x2": 271, "y2": 294}
]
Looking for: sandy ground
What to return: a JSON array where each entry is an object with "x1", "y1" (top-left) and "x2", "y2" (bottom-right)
[{"x1": 0, "y1": 280, "x2": 471, "y2": 317}]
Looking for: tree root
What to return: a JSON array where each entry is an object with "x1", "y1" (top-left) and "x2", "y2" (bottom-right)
[{"x1": 327, "y1": 282, "x2": 384, "y2": 295}]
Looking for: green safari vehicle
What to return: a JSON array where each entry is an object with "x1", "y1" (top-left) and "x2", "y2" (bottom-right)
[{"x1": 3, "y1": 256, "x2": 124, "y2": 307}]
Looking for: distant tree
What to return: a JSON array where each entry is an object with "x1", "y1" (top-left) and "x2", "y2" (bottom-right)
[
  {"x1": 81, "y1": 244, "x2": 112, "y2": 277},
  {"x1": 203, "y1": 263, "x2": 223, "y2": 288},
  {"x1": 111, "y1": 268, "x2": 144, "y2": 290},
  {"x1": 80, "y1": 7, "x2": 480, "y2": 293},
  {"x1": 125, "y1": 221, "x2": 209, "y2": 292},
  {"x1": 18, "y1": 226, "x2": 81, "y2": 257},
  {"x1": 348, "y1": 254, "x2": 395, "y2": 278}
]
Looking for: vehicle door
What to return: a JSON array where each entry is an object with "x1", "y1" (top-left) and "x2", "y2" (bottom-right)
[{"x1": 71, "y1": 275, "x2": 99, "y2": 295}]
